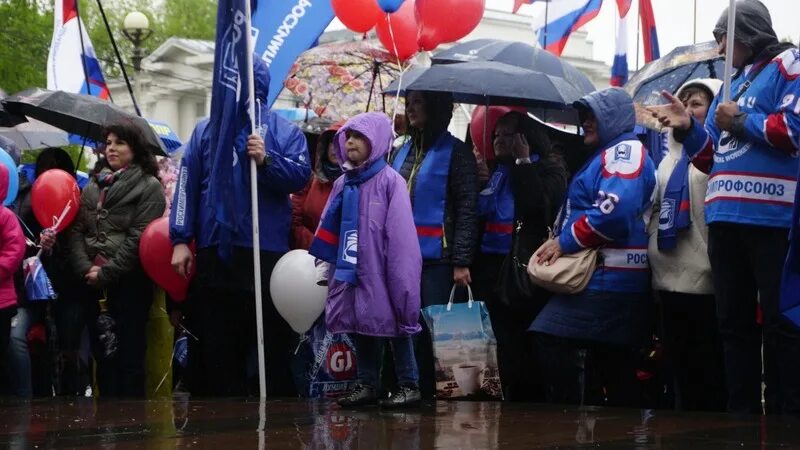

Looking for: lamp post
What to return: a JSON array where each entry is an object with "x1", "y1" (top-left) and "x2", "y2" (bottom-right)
[{"x1": 122, "y1": 11, "x2": 152, "y2": 112}]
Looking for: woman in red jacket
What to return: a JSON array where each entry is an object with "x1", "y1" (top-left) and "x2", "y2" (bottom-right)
[
  {"x1": 0, "y1": 164, "x2": 26, "y2": 370},
  {"x1": 291, "y1": 123, "x2": 343, "y2": 250}
]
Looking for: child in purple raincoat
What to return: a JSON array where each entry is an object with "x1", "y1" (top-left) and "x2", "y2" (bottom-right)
[{"x1": 309, "y1": 112, "x2": 422, "y2": 408}]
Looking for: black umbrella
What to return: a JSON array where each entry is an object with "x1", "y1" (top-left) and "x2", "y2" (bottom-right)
[
  {"x1": 432, "y1": 39, "x2": 596, "y2": 95},
  {"x1": 626, "y1": 41, "x2": 724, "y2": 106},
  {"x1": 2, "y1": 88, "x2": 167, "y2": 156},
  {"x1": 403, "y1": 61, "x2": 583, "y2": 108},
  {"x1": 0, "y1": 89, "x2": 26, "y2": 127}
]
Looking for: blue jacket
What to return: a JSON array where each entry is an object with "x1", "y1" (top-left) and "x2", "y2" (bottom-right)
[
  {"x1": 683, "y1": 48, "x2": 800, "y2": 229},
  {"x1": 169, "y1": 61, "x2": 311, "y2": 251},
  {"x1": 557, "y1": 88, "x2": 657, "y2": 294},
  {"x1": 531, "y1": 88, "x2": 656, "y2": 345}
]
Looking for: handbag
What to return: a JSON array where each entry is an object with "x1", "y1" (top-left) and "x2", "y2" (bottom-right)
[
  {"x1": 527, "y1": 231, "x2": 599, "y2": 295},
  {"x1": 497, "y1": 220, "x2": 538, "y2": 307}
]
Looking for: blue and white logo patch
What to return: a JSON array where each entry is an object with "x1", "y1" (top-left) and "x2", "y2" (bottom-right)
[
  {"x1": 614, "y1": 143, "x2": 632, "y2": 161},
  {"x1": 343, "y1": 230, "x2": 358, "y2": 264},
  {"x1": 659, "y1": 198, "x2": 676, "y2": 230}
]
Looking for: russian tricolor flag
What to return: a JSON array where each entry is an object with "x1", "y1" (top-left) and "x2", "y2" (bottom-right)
[
  {"x1": 47, "y1": 0, "x2": 109, "y2": 99},
  {"x1": 527, "y1": 0, "x2": 603, "y2": 56},
  {"x1": 639, "y1": 0, "x2": 660, "y2": 63},
  {"x1": 610, "y1": 9, "x2": 629, "y2": 86}
]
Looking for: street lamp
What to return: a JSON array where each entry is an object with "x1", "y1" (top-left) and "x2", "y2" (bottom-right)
[
  {"x1": 122, "y1": 11, "x2": 152, "y2": 72},
  {"x1": 122, "y1": 11, "x2": 152, "y2": 114}
]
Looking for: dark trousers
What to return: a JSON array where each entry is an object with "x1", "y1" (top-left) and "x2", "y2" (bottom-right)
[
  {"x1": 56, "y1": 295, "x2": 92, "y2": 396},
  {"x1": 659, "y1": 291, "x2": 727, "y2": 412},
  {"x1": 536, "y1": 333, "x2": 641, "y2": 408},
  {"x1": 187, "y1": 250, "x2": 297, "y2": 397},
  {"x1": 415, "y1": 264, "x2": 455, "y2": 399},
  {"x1": 94, "y1": 271, "x2": 153, "y2": 398},
  {"x1": 708, "y1": 223, "x2": 800, "y2": 415},
  {"x1": 355, "y1": 334, "x2": 418, "y2": 389}
]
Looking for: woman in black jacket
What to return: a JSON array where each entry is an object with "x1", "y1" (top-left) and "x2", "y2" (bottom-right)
[
  {"x1": 472, "y1": 110, "x2": 567, "y2": 401},
  {"x1": 389, "y1": 90, "x2": 479, "y2": 399}
]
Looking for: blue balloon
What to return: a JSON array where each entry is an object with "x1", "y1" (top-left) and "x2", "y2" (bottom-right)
[
  {"x1": 0, "y1": 148, "x2": 18, "y2": 206},
  {"x1": 378, "y1": 0, "x2": 405, "y2": 13}
]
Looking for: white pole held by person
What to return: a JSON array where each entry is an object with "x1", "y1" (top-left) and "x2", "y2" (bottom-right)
[
  {"x1": 243, "y1": 0, "x2": 267, "y2": 399},
  {"x1": 722, "y1": 0, "x2": 737, "y2": 103}
]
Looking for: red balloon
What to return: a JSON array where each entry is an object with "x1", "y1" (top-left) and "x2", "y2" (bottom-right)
[
  {"x1": 332, "y1": 0, "x2": 383, "y2": 33},
  {"x1": 470, "y1": 105, "x2": 527, "y2": 160},
  {"x1": 31, "y1": 169, "x2": 80, "y2": 233},
  {"x1": 416, "y1": 0, "x2": 484, "y2": 50},
  {"x1": 376, "y1": 0, "x2": 419, "y2": 61},
  {"x1": 139, "y1": 217, "x2": 195, "y2": 302}
]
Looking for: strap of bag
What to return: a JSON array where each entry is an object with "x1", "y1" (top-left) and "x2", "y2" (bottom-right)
[{"x1": 446, "y1": 284, "x2": 474, "y2": 311}]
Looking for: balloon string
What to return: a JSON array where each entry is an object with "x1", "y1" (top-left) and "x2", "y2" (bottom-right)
[
  {"x1": 294, "y1": 333, "x2": 309, "y2": 355},
  {"x1": 386, "y1": 11, "x2": 407, "y2": 139}
]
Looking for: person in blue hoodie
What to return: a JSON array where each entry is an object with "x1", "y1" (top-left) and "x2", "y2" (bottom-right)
[
  {"x1": 169, "y1": 58, "x2": 311, "y2": 397},
  {"x1": 649, "y1": 0, "x2": 800, "y2": 415},
  {"x1": 530, "y1": 88, "x2": 657, "y2": 408}
]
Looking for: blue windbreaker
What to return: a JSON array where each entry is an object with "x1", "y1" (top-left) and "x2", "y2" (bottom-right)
[
  {"x1": 557, "y1": 88, "x2": 657, "y2": 294},
  {"x1": 169, "y1": 62, "x2": 311, "y2": 251},
  {"x1": 683, "y1": 48, "x2": 800, "y2": 229}
]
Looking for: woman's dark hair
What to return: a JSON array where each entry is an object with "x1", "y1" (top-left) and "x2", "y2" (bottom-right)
[
  {"x1": 35, "y1": 147, "x2": 75, "y2": 177},
  {"x1": 495, "y1": 111, "x2": 554, "y2": 158},
  {"x1": 405, "y1": 90, "x2": 455, "y2": 149},
  {"x1": 101, "y1": 121, "x2": 160, "y2": 178}
]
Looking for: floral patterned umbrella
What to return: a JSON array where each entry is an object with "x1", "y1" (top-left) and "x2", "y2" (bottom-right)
[{"x1": 283, "y1": 41, "x2": 403, "y2": 122}]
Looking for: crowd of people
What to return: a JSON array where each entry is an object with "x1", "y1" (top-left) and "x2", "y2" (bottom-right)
[{"x1": 1, "y1": 0, "x2": 800, "y2": 417}]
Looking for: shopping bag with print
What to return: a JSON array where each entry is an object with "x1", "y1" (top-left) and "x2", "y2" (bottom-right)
[{"x1": 421, "y1": 285, "x2": 503, "y2": 400}]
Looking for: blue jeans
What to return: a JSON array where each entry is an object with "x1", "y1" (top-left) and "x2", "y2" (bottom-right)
[
  {"x1": 9, "y1": 307, "x2": 33, "y2": 398},
  {"x1": 355, "y1": 334, "x2": 418, "y2": 388}
]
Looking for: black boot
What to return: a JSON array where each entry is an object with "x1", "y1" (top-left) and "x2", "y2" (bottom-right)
[
  {"x1": 379, "y1": 386, "x2": 421, "y2": 409},
  {"x1": 337, "y1": 384, "x2": 378, "y2": 407}
]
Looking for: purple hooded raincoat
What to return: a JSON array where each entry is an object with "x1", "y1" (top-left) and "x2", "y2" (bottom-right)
[{"x1": 321, "y1": 112, "x2": 422, "y2": 337}]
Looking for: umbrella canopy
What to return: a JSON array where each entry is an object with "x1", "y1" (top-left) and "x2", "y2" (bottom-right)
[
  {"x1": 282, "y1": 41, "x2": 401, "y2": 122},
  {"x1": 0, "y1": 119, "x2": 69, "y2": 150},
  {"x1": 432, "y1": 39, "x2": 596, "y2": 95},
  {"x1": 0, "y1": 89, "x2": 25, "y2": 127},
  {"x1": 626, "y1": 41, "x2": 724, "y2": 106},
  {"x1": 3, "y1": 88, "x2": 167, "y2": 156},
  {"x1": 403, "y1": 61, "x2": 584, "y2": 108},
  {"x1": 383, "y1": 67, "x2": 426, "y2": 96}
]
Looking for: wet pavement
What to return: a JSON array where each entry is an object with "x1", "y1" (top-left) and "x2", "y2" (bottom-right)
[{"x1": 1, "y1": 398, "x2": 799, "y2": 449}]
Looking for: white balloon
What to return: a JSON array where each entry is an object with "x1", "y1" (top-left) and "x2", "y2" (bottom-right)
[{"x1": 269, "y1": 249, "x2": 327, "y2": 334}]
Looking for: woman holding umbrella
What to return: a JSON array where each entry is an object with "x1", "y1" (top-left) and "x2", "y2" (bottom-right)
[
  {"x1": 66, "y1": 122, "x2": 165, "y2": 397},
  {"x1": 390, "y1": 90, "x2": 479, "y2": 399}
]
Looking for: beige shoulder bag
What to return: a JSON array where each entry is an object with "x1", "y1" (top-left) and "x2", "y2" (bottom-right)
[{"x1": 527, "y1": 232, "x2": 598, "y2": 295}]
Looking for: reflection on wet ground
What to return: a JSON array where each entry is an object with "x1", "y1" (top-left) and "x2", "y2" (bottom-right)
[{"x1": 1, "y1": 397, "x2": 799, "y2": 449}]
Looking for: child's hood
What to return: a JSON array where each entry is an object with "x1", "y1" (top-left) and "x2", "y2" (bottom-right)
[{"x1": 333, "y1": 112, "x2": 394, "y2": 169}]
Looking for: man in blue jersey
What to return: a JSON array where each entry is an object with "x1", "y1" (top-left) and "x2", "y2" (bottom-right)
[{"x1": 650, "y1": 0, "x2": 800, "y2": 415}]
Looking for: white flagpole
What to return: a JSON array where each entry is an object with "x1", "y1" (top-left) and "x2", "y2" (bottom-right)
[
  {"x1": 722, "y1": 0, "x2": 737, "y2": 103},
  {"x1": 243, "y1": 0, "x2": 267, "y2": 399}
]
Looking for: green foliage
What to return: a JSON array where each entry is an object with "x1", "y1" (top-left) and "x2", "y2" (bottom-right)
[
  {"x1": 0, "y1": 0, "x2": 216, "y2": 94},
  {"x1": 21, "y1": 145, "x2": 91, "y2": 172}
]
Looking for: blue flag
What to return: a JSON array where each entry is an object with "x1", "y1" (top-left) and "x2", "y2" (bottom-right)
[
  {"x1": 208, "y1": 0, "x2": 254, "y2": 261},
  {"x1": 781, "y1": 171, "x2": 800, "y2": 327},
  {"x1": 252, "y1": 0, "x2": 334, "y2": 107}
]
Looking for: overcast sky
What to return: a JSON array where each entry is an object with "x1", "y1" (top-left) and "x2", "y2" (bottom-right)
[{"x1": 493, "y1": 0, "x2": 798, "y2": 68}]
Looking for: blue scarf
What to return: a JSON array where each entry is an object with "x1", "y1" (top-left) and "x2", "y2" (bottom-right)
[
  {"x1": 658, "y1": 152, "x2": 692, "y2": 250},
  {"x1": 309, "y1": 158, "x2": 387, "y2": 285},
  {"x1": 479, "y1": 164, "x2": 515, "y2": 254}
]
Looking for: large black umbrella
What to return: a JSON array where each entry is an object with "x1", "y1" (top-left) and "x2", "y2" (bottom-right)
[
  {"x1": 626, "y1": 41, "x2": 724, "y2": 106},
  {"x1": 403, "y1": 61, "x2": 583, "y2": 108},
  {"x1": 2, "y1": 88, "x2": 167, "y2": 156},
  {"x1": 432, "y1": 39, "x2": 596, "y2": 96}
]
